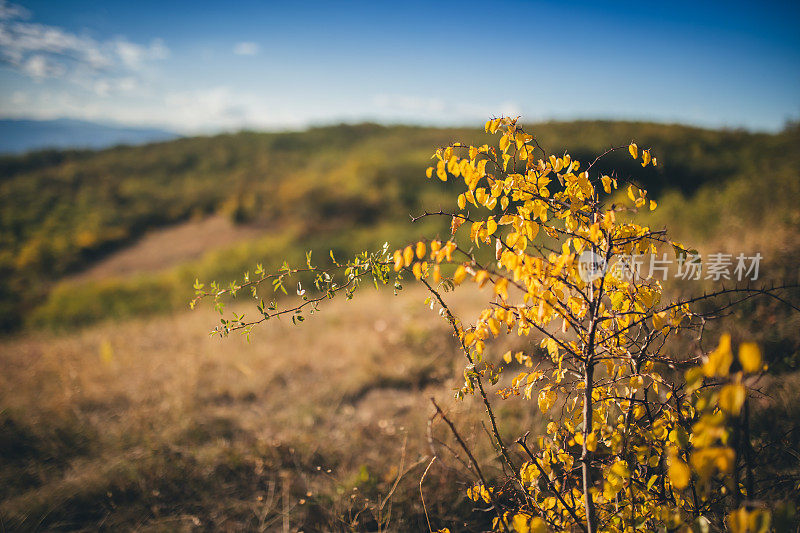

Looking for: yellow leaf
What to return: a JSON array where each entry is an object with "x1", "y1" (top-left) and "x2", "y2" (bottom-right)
[
  {"x1": 416, "y1": 241, "x2": 426, "y2": 259},
  {"x1": 499, "y1": 135, "x2": 510, "y2": 152},
  {"x1": 511, "y1": 513, "x2": 530, "y2": 533},
  {"x1": 738, "y1": 342, "x2": 762, "y2": 373},
  {"x1": 402, "y1": 245, "x2": 414, "y2": 267},
  {"x1": 537, "y1": 389, "x2": 556, "y2": 413},
  {"x1": 425, "y1": 166, "x2": 433, "y2": 178},
  {"x1": 727, "y1": 508, "x2": 748, "y2": 533},
  {"x1": 412, "y1": 262, "x2": 422, "y2": 280},
  {"x1": 393, "y1": 250, "x2": 403, "y2": 271},
  {"x1": 453, "y1": 265, "x2": 467, "y2": 284},
  {"x1": 530, "y1": 517, "x2": 546, "y2": 533},
  {"x1": 649, "y1": 200, "x2": 657, "y2": 211},
  {"x1": 589, "y1": 223, "x2": 602, "y2": 243},
  {"x1": 628, "y1": 143, "x2": 638, "y2": 159},
  {"x1": 487, "y1": 217, "x2": 498, "y2": 236},
  {"x1": 451, "y1": 215, "x2": 464, "y2": 234},
  {"x1": 627, "y1": 184, "x2": 636, "y2": 202},
  {"x1": 494, "y1": 277, "x2": 509, "y2": 299},
  {"x1": 669, "y1": 426, "x2": 689, "y2": 449},
  {"x1": 652, "y1": 311, "x2": 667, "y2": 330},
  {"x1": 601, "y1": 175, "x2": 612, "y2": 194},
  {"x1": 610, "y1": 459, "x2": 630, "y2": 479},
  {"x1": 642, "y1": 149, "x2": 651, "y2": 166},
  {"x1": 703, "y1": 333, "x2": 733, "y2": 377},
  {"x1": 719, "y1": 383, "x2": 746, "y2": 415},
  {"x1": 457, "y1": 193, "x2": 466, "y2": 210},
  {"x1": 586, "y1": 431, "x2": 597, "y2": 451},
  {"x1": 668, "y1": 456, "x2": 691, "y2": 489}
]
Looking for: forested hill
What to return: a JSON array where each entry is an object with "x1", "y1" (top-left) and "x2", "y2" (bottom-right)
[{"x1": 1, "y1": 120, "x2": 798, "y2": 331}]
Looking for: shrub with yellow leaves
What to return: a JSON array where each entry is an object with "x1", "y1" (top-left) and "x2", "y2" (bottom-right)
[{"x1": 193, "y1": 117, "x2": 798, "y2": 532}]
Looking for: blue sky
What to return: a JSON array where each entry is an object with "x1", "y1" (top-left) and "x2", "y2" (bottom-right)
[{"x1": 0, "y1": 0, "x2": 798, "y2": 133}]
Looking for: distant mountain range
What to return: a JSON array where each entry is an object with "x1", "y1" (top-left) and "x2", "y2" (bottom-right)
[{"x1": 0, "y1": 118, "x2": 179, "y2": 154}]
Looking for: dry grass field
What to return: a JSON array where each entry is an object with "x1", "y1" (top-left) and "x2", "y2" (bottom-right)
[{"x1": 0, "y1": 285, "x2": 543, "y2": 531}]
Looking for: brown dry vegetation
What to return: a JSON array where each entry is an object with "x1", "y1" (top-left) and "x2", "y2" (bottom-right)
[
  {"x1": 66, "y1": 215, "x2": 268, "y2": 283},
  {"x1": 0, "y1": 286, "x2": 543, "y2": 531}
]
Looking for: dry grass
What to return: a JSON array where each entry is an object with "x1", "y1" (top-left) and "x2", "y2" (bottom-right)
[
  {"x1": 0, "y1": 285, "x2": 541, "y2": 531},
  {"x1": 66, "y1": 215, "x2": 267, "y2": 283}
]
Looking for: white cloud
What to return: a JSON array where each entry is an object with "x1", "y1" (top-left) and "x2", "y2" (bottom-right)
[
  {"x1": 233, "y1": 41, "x2": 259, "y2": 56},
  {"x1": 21, "y1": 54, "x2": 62, "y2": 79},
  {"x1": 0, "y1": 0, "x2": 28, "y2": 20},
  {"x1": 9, "y1": 90, "x2": 27, "y2": 105},
  {"x1": 161, "y1": 86, "x2": 302, "y2": 132},
  {"x1": 0, "y1": 83, "x2": 307, "y2": 133},
  {"x1": 372, "y1": 94, "x2": 446, "y2": 114},
  {"x1": 114, "y1": 38, "x2": 168, "y2": 70},
  {"x1": 371, "y1": 94, "x2": 523, "y2": 124},
  {"x1": 0, "y1": 1, "x2": 167, "y2": 93}
]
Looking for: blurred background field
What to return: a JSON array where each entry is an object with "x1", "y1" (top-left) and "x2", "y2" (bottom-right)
[
  {"x1": 4, "y1": 121, "x2": 799, "y2": 331},
  {"x1": 1, "y1": 119, "x2": 799, "y2": 530}
]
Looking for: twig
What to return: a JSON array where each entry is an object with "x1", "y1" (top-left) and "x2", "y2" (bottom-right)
[
  {"x1": 431, "y1": 398, "x2": 510, "y2": 532},
  {"x1": 420, "y1": 456, "x2": 437, "y2": 533},
  {"x1": 516, "y1": 433, "x2": 588, "y2": 533}
]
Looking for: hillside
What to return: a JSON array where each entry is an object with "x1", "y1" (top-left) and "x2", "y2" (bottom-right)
[{"x1": 1, "y1": 121, "x2": 798, "y2": 331}]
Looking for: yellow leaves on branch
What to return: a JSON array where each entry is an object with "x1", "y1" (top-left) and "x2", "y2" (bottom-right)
[
  {"x1": 466, "y1": 484, "x2": 492, "y2": 503},
  {"x1": 510, "y1": 513, "x2": 547, "y2": 533},
  {"x1": 603, "y1": 460, "x2": 631, "y2": 499},
  {"x1": 702, "y1": 333, "x2": 764, "y2": 379},
  {"x1": 627, "y1": 184, "x2": 650, "y2": 209},
  {"x1": 392, "y1": 240, "x2": 457, "y2": 280},
  {"x1": 629, "y1": 141, "x2": 657, "y2": 166},
  {"x1": 727, "y1": 507, "x2": 772, "y2": 533},
  {"x1": 411, "y1": 120, "x2": 768, "y2": 530},
  {"x1": 690, "y1": 446, "x2": 735, "y2": 480},
  {"x1": 600, "y1": 174, "x2": 616, "y2": 194}
]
